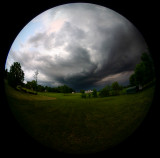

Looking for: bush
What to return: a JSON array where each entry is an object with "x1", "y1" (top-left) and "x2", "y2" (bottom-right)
[
  {"x1": 92, "y1": 89, "x2": 97, "y2": 98},
  {"x1": 99, "y1": 86, "x2": 110, "y2": 97},
  {"x1": 16, "y1": 85, "x2": 22, "y2": 91},
  {"x1": 111, "y1": 82, "x2": 120, "y2": 96},
  {"x1": 80, "y1": 89, "x2": 85, "y2": 93},
  {"x1": 81, "y1": 93, "x2": 86, "y2": 98},
  {"x1": 87, "y1": 93, "x2": 91, "y2": 98},
  {"x1": 120, "y1": 88, "x2": 127, "y2": 95},
  {"x1": 16, "y1": 86, "x2": 37, "y2": 95}
]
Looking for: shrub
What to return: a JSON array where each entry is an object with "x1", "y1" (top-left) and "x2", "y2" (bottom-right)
[
  {"x1": 87, "y1": 93, "x2": 91, "y2": 98},
  {"x1": 81, "y1": 93, "x2": 86, "y2": 98},
  {"x1": 16, "y1": 85, "x2": 22, "y2": 91},
  {"x1": 16, "y1": 86, "x2": 37, "y2": 95},
  {"x1": 92, "y1": 89, "x2": 97, "y2": 98}
]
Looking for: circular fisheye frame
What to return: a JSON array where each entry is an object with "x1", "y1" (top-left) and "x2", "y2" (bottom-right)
[{"x1": 4, "y1": 3, "x2": 155, "y2": 154}]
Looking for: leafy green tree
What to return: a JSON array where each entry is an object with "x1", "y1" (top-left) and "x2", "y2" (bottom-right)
[
  {"x1": 80, "y1": 89, "x2": 85, "y2": 93},
  {"x1": 92, "y1": 88, "x2": 97, "y2": 98},
  {"x1": 99, "y1": 85, "x2": 111, "y2": 97},
  {"x1": 140, "y1": 52, "x2": 155, "y2": 83},
  {"x1": 129, "y1": 73, "x2": 136, "y2": 86},
  {"x1": 111, "y1": 81, "x2": 120, "y2": 95},
  {"x1": 56, "y1": 85, "x2": 74, "y2": 94},
  {"x1": 112, "y1": 81, "x2": 120, "y2": 90},
  {"x1": 87, "y1": 92, "x2": 91, "y2": 98},
  {"x1": 8, "y1": 62, "x2": 24, "y2": 88},
  {"x1": 26, "y1": 80, "x2": 37, "y2": 91},
  {"x1": 129, "y1": 52, "x2": 155, "y2": 87},
  {"x1": 61, "y1": 85, "x2": 69, "y2": 95},
  {"x1": 134, "y1": 62, "x2": 146, "y2": 86},
  {"x1": 44, "y1": 86, "x2": 49, "y2": 92},
  {"x1": 37, "y1": 85, "x2": 45, "y2": 92},
  {"x1": 80, "y1": 89, "x2": 86, "y2": 98},
  {"x1": 81, "y1": 93, "x2": 87, "y2": 98}
]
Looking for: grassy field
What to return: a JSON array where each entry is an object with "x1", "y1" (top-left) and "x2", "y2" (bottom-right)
[{"x1": 5, "y1": 81, "x2": 155, "y2": 154}]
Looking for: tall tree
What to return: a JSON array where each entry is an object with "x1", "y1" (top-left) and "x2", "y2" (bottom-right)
[
  {"x1": 99, "y1": 85, "x2": 111, "y2": 97},
  {"x1": 26, "y1": 80, "x2": 37, "y2": 91},
  {"x1": 111, "y1": 81, "x2": 120, "y2": 95},
  {"x1": 129, "y1": 52, "x2": 155, "y2": 87},
  {"x1": 140, "y1": 52, "x2": 155, "y2": 83},
  {"x1": 92, "y1": 88, "x2": 98, "y2": 98},
  {"x1": 129, "y1": 73, "x2": 136, "y2": 86},
  {"x1": 134, "y1": 62, "x2": 146, "y2": 86},
  {"x1": 8, "y1": 62, "x2": 24, "y2": 88}
]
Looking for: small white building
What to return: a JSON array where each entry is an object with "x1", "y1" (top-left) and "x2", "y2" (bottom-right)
[{"x1": 85, "y1": 90, "x2": 93, "y2": 94}]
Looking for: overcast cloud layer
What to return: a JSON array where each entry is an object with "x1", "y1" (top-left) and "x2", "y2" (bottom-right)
[{"x1": 5, "y1": 3, "x2": 148, "y2": 90}]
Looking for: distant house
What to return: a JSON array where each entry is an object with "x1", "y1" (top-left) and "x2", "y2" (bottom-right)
[
  {"x1": 126, "y1": 86, "x2": 138, "y2": 94},
  {"x1": 85, "y1": 90, "x2": 93, "y2": 94}
]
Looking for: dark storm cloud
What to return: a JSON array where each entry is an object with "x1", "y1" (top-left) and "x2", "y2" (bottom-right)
[
  {"x1": 55, "y1": 17, "x2": 147, "y2": 90},
  {"x1": 7, "y1": 3, "x2": 148, "y2": 90},
  {"x1": 93, "y1": 23, "x2": 147, "y2": 78},
  {"x1": 58, "y1": 22, "x2": 146, "y2": 90},
  {"x1": 35, "y1": 45, "x2": 98, "y2": 89}
]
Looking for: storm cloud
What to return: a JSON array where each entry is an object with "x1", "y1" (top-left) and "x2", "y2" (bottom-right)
[{"x1": 6, "y1": 3, "x2": 148, "y2": 90}]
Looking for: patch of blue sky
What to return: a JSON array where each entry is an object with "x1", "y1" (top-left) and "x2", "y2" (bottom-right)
[
  {"x1": 11, "y1": 19, "x2": 43, "y2": 52},
  {"x1": 6, "y1": 19, "x2": 43, "y2": 70}
]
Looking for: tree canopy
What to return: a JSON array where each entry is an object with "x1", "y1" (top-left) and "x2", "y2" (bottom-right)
[
  {"x1": 43, "y1": 85, "x2": 74, "y2": 93},
  {"x1": 26, "y1": 80, "x2": 37, "y2": 91},
  {"x1": 8, "y1": 62, "x2": 24, "y2": 88},
  {"x1": 99, "y1": 85, "x2": 111, "y2": 97},
  {"x1": 92, "y1": 89, "x2": 98, "y2": 98},
  {"x1": 129, "y1": 52, "x2": 155, "y2": 87},
  {"x1": 111, "y1": 81, "x2": 121, "y2": 95}
]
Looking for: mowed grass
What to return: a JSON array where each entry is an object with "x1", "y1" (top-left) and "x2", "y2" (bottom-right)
[{"x1": 5, "y1": 82, "x2": 155, "y2": 154}]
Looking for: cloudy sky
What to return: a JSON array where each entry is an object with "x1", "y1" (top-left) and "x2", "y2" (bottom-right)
[{"x1": 5, "y1": 3, "x2": 148, "y2": 90}]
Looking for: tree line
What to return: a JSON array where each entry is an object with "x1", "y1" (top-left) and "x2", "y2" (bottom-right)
[
  {"x1": 4, "y1": 52, "x2": 155, "y2": 96},
  {"x1": 80, "y1": 52, "x2": 155, "y2": 98},
  {"x1": 4, "y1": 62, "x2": 74, "y2": 94},
  {"x1": 80, "y1": 81, "x2": 124, "y2": 98},
  {"x1": 99, "y1": 81, "x2": 124, "y2": 97},
  {"x1": 25, "y1": 80, "x2": 74, "y2": 93}
]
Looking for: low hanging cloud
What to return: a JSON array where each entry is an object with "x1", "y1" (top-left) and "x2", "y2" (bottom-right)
[{"x1": 6, "y1": 3, "x2": 148, "y2": 90}]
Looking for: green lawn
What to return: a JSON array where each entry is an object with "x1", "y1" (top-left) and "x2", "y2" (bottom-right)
[{"x1": 5, "y1": 82, "x2": 155, "y2": 154}]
